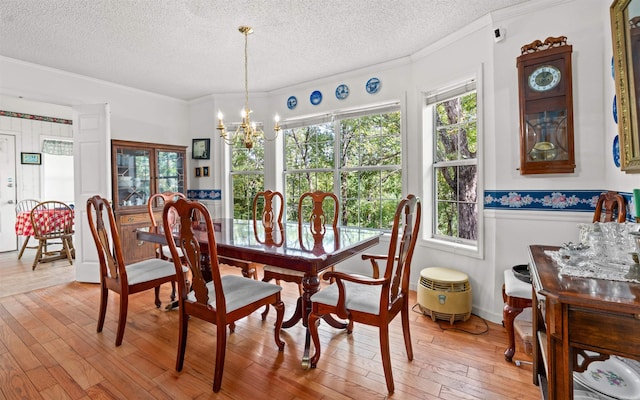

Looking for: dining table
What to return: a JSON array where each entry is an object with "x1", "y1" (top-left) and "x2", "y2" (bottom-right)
[
  {"x1": 136, "y1": 218, "x2": 382, "y2": 367},
  {"x1": 15, "y1": 207, "x2": 75, "y2": 259}
]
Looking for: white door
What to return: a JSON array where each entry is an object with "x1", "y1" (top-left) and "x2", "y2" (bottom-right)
[
  {"x1": 73, "y1": 104, "x2": 111, "y2": 283},
  {"x1": 0, "y1": 134, "x2": 17, "y2": 252}
]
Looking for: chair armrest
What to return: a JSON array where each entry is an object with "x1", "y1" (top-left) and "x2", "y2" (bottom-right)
[
  {"x1": 323, "y1": 270, "x2": 386, "y2": 287},
  {"x1": 361, "y1": 253, "x2": 386, "y2": 278},
  {"x1": 360, "y1": 254, "x2": 399, "y2": 279}
]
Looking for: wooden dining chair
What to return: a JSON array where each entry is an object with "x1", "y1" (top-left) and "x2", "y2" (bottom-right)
[
  {"x1": 254, "y1": 189, "x2": 286, "y2": 278},
  {"x1": 86, "y1": 195, "x2": 178, "y2": 346},
  {"x1": 308, "y1": 194, "x2": 421, "y2": 394},
  {"x1": 162, "y1": 198, "x2": 285, "y2": 392},
  {"x1": 29, "y1": 200, "x2": 75, "y2": 270},
  {"x1": 593, "y1": 191, "x2": 626, "y2": 223},
  {"x1": 252, "y1": 189, "x2": 285, "y2": 246},
  {"x1": 262, "y1": 190, "x2": 339, "y2": 320},
  {"x1": 15, "y1": 198, "x2": 40, "y2": 259},
  {"x1": 147, "y1": 191, "x2": 186, "y2": 261}
]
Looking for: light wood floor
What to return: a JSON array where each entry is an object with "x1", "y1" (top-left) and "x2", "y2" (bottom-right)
[{"x1": 0, "y1": 249, "x2": 537, "y2": 399}]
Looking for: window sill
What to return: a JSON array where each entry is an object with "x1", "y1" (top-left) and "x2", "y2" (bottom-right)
[{"x1": 421, "y1": 237, "x2": 483, "y2": 260}]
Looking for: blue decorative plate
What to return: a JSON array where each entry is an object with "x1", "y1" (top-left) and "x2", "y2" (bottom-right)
[
  {"x1": 613, "y1": 135, "x2": 620, "y2": 168},
  {"x1": 366, "y1": 77, "x2": 381, "y2": 94},
  {"x1": 613, "y1": 95, "x2": 618, "y2": 124},
  {"x1": 287, "y1": 96, "x2": 297, "y2": 110},
  {"x1": 310, "y1": 90, "x2": 322, "y2": 105},
  {"x1": 335, "y1": 84, "x2": 349, "y2": 100},
  {"x1": 612, "y1": 56, "x2": 615, "y2": 80}
]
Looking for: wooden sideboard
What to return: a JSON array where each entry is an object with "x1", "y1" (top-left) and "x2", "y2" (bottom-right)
[{"x1": 528, "y1": 244, "x2": 640, "y2": 399}]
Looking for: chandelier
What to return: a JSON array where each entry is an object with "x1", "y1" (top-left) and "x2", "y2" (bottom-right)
[{"x1": 217, "y1": 26, "x2": 281, "y2": 149}]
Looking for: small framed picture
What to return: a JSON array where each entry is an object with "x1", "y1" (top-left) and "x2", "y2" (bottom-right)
[
  {"x1": 192, "y1": 138, "x2": 210, "y2": 160},
  {"x1": 195, "y1": 167, "x2": 201, "y2": 177},
  {"x1": 21, "y1": 152, "x2": 42, "y2": 165},
  {"x1": 202, "y1": 166, "x2": 209, "y2": 177}
]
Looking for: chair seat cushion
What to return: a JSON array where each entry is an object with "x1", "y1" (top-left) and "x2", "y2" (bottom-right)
[
  {"x1": 503, "y1": 269, "x2": 532, "y2": 299},
  {"x1": 187, "y1": 275, "x2": 282, "y2": 313},
  {"x1": 161, "y1": 245, "x2": 184, "y2": 259},
  {"x1": 125, "y1": 258, "x2": 176, "y2": 285},
  {"x1": 263, "y1": 265, "x2": 305, "y2": 277},
  {"x1": 310, "y1": 277, "x2": 382, "y2": 315}
]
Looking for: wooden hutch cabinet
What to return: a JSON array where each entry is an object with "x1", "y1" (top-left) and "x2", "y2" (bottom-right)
[{"x1": 111, "y1": 140, "x2": 186, "y2": 264}]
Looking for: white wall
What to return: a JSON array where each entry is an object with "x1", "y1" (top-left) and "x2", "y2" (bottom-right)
[
  {"x1": 0, "y1": 57, "x2": 190, "y2": 148},
  {"x1": 0, "y1": 58, "x2": 191, "y2": 205}
]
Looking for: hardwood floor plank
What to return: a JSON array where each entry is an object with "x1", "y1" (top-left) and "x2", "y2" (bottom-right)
[
  {"x1": 41, "y1": 338, "x2": 104, "y2": 390},
  {"x1": 47, "y1": 364, "x2": 88, "y2": 400},
  {"x1": 0, "y1": 352, "x2": 42, "y2": 399},
  {"x1": 0, "y1": 305, "x2": 42, "y2": 371},
  {"x1": 0, "y1": 251, "x2": 539, "y2": 399},
  {"x1": 25, "y1": 365, "x2": 57, "y2": 392}
]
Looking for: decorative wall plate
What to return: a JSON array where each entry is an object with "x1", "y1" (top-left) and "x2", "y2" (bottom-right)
[
  {"x1": 612, "y1": 56, "x2": 615, "y2": 80},
  {"x1": 287, "y1": 96, "x2": 298, "y2": 110},
  {"x1": 335, "y1": 84, "x2": 349, "y2": 100},
  {"x1": 613, "y1": 135, "x2": 621, "y2": 168},
  {"x1": 366, "y1": 77, "x2": 381, "y2": 94},
  {"x1": 613, "y1": 95, "x2": 618, "y2": 124},
  {"x1": 310, "y1": 90, "x2": 322, "y2": 105}
]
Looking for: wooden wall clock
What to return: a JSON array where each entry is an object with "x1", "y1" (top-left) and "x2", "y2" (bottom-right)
[{"x1": 517, "y1": 36, "x2": 575, "y2": 175}]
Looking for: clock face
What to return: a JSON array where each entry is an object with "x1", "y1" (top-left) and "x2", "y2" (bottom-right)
[{"x1": 528, "y1": 65, "x2": 561, "y2": 92}]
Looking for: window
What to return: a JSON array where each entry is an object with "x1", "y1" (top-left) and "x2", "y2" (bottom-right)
[
  {"x1": 283, "y1": 104, "x2": 401, "y2": 229},
  {"x1": 427, "y1": 80, "x2": 479, "y2": 246},
  {"x1": 42, "y1": 139, "x2": 74, "y2": 204},
  {"x1": 230, "y1": 136, "x2": 264, "y2": 219}
]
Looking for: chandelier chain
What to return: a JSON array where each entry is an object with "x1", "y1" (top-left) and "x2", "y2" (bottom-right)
[
  {"x1": 244, "y1": 28, "x2": 249, "y2": 113},
  {"x1": 217, "y1": 26, "x2": 281, "y2": 149}
]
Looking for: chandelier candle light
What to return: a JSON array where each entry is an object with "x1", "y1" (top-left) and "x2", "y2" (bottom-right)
[{"x1": 217, "y1": 26, "x2": 281, "y2": 149}]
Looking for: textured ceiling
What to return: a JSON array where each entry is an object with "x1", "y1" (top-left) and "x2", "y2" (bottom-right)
[{"x1": 0, "y1": 0, "x2": 531, "y2": 101}]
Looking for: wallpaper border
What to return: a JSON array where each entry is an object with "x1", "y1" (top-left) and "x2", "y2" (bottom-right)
[
  {"x1": 0, "y1": 110, "x2": 72, "y2": 125},
  {"x1": 484, "y1": 190, "x2": 634, "y2": 220}
]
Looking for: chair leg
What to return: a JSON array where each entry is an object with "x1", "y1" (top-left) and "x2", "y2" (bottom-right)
[
  {"x1": 379, "y1": 324, "x2": 395, "y2": 394},
  {"x1": 273, "y1": 299, "x2": 285, "y2": 350},
  {"x1": 170, "y1": 281, "x2": 177, "y2": 301},
  {"x1": 97, "y1": 283, "x2": 108, "y2": 333},
  {"x1": 32, "y1": 239, "x2": 45, "y2": 270},
  {"x1": 17, "y1": 236, "x2": 30, "y2": 259},
  {"x1": 154, "y1": 286, "x2": 161, "y2": 308},
  {"x1": 212, "y1": 319, "x2": 228, "y2": 392},
  {"x1": 261, "y1": 305, "x2": 270, "y2": 321},
  {"x1": 261, "y1": 274, "x2": 272, "y2": 320},
  {"x1": 308, "y1": 311, "x2": 322, "y2": 368},
  {"x1": 401, "y1": 301, "x2": 413, "y2": 360},
  {"x1": 62, "y1": 238, "x2": 73, "y2": 265},
  {"x1": 115, "y1": 293, "x2": 128, "y2": 346},
  {"x1": 176, "y1": 310, "x2": 189, "y2": 371}
]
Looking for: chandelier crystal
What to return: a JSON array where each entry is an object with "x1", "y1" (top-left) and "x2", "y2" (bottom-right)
[{"x1": 217, "y1": 26, "x2": 280, "y2": 149}]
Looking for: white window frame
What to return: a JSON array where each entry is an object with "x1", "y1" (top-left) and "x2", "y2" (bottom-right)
[
  {"x1": 421, "y1": 72, "x2": 484, "y2": 259},
  {"x1": 281, "y1": 102, "x2": 402, "y2": 230}
]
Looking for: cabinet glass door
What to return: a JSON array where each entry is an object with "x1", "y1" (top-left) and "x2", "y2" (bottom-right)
[
  {"x1": 156, "y1": 150, "x2": 185, "y2": 194},
  {"x1": 115, "y1": 148, "x2": 151, "y2": 207}
]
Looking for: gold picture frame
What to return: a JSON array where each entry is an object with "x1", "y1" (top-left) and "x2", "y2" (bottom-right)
[{"x1": 611, "y1": 0, "x2": 640, "y2": 172}]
